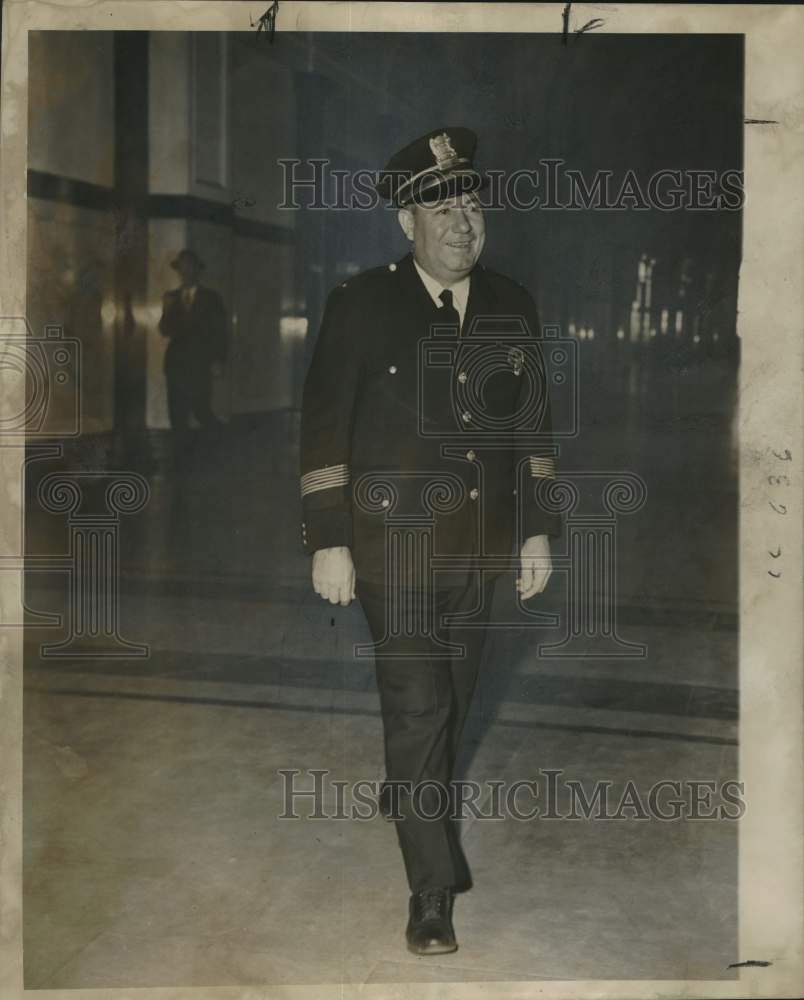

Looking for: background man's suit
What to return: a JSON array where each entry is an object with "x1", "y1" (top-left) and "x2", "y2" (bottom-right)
[{"x1": 159, "y1": 285, "x2": 228, "y2": 430}]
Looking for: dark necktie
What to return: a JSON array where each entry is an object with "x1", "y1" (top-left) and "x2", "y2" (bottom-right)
[{"x1": 438, "y1": 288, "x2": 461, "y2": 334}]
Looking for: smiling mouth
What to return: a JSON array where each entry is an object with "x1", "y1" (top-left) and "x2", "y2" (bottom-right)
[{"x1": 447, "y1": 240, "x2": 474, "y2": 249}]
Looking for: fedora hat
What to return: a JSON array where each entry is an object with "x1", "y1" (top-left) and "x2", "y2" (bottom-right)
[{"x1": 170, "y1": 248, "x2": 205, "y2": 271}]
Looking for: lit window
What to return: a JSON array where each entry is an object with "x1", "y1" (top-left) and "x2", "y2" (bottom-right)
[
  {"x1": 280, "y1": 316, "x2": 309, "y2": 339},
  {"x1": 101, "y1": 299, "x2": 117, "y2": 329}
]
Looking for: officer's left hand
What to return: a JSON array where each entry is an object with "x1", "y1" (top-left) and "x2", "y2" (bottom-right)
[{"x1": 517, "y1": 535, "x2": 552, "y2": 599}]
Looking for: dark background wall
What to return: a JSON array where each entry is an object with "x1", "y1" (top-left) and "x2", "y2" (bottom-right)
[
  {"x1": 26, "y1": 30, "x2": 742, "y2": 437},
  {"x1": 294, "y1": 32, "x2": 743, "y2": 363}
]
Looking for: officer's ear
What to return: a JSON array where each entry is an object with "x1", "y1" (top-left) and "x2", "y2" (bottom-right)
[{"x1": 397, "y1": 206, "x2": 415, "y2": 242}]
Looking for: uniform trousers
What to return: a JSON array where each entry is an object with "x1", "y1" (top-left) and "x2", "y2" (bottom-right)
[{"x1": 357, "y1": 568, "x2": 496, "y2": 893}]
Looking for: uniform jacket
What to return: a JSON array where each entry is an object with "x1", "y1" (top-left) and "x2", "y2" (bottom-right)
[
  {"x1": 300, "y1": 252, "x2": 560, "y2": 583},
  {"x1": 159, "y1": 286, "x2": 228, "y2": 377}
]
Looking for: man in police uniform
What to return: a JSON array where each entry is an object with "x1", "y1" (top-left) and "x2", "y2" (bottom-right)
[{"x1": 300, "y1": 128, "x2": 560, "y2": 955}]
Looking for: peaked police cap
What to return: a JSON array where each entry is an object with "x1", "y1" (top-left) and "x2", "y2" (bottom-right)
[{"x1": 375, "y1": 127, "x2": 488, "y2": 207}]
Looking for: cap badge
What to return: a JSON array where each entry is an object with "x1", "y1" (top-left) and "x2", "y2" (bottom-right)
[{"x1": 429, "y1": 132, "x2": 459, "y2": 169}]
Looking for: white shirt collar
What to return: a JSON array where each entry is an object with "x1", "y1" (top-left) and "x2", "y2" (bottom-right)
[{"x1": 413, "y1": 258, "x2": 470, "y2": 329}]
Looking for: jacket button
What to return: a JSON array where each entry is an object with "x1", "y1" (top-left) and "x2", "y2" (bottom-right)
[
  {"x1": 469, "y1": 488, "x2": 479, "y2": 500},
  {"x1": 388, "y1": 263, "x2": 397, "y2": 272},
  {"x1": 457, "y1": 371, "x2": 468, "y2": 384},
  {"x1": 466, "y1": 449, "x2": 476, "y2": 461},
  {"x1": 461, "y1": 411, "x2": 472, "y2": 423},
  {"x1": 388, "y1": 365, "x2": 397, "y2": 374},
  {"x1": 381, "y1": 498, "x2": 390, "y2": 508}
]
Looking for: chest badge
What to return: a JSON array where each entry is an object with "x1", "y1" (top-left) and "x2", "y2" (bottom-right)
[{"x1": 508, "y1": 346, "x2": 525, "y2": 375}]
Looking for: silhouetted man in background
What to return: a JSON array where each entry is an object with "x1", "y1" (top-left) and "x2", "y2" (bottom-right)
[{"x1": 159, "y1": 249, "x2": 228, "y2": 448}]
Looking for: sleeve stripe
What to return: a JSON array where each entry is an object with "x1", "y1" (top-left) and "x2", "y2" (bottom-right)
[
  {"x1": 301, "y1": 468, "x2": 350, "y2": 490},
  {"x1": 300, "y1": 463, "x2": 350, "y2": 497},
  {"x1": 528, "y1": 456, "x2": 556, "y2": 479}
]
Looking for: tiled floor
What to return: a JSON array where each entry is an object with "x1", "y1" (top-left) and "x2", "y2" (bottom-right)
[{"x1": 22, "y1": 358, "x2": 739, "y2": 987}]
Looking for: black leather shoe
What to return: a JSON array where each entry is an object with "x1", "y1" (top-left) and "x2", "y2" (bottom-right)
[{"x1": 405, "y1": 887, "x2": 458, "y2": 955}]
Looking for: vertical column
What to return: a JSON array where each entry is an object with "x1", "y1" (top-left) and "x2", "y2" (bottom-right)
[
  {"x1": 112, "y1": 32, "x2": 151, "y2": 466},
  {"x1": 146, "y1": 33, "x2": 191, "y2": 431},
  {"x1": 293, "y1": 66, "x2": 334, "y2": 369}
]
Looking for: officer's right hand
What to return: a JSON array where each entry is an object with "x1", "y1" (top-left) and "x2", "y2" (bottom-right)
[{"x1": 312, "y1": 546, "x2": 356, "y2": 606}]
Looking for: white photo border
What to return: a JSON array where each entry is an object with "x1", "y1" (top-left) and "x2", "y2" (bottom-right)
[{"x1": 1, "y1": 2, "x2": 802, "y2": 998}]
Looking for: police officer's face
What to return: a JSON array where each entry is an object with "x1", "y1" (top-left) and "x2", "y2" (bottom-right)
[{"x1": 399, "y1": 193, "x2": 485, "y2": 285}]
